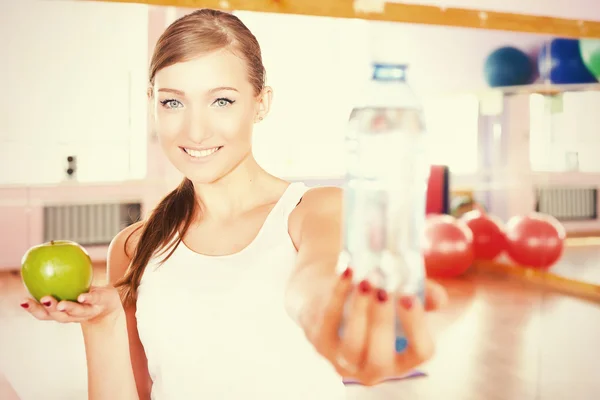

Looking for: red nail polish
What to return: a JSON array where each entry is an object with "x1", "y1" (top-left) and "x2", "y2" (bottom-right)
[
  {"x1": 20, "y1": 303, "x2": 29, "y2": 309},
  {"x1": 42, "y1": 301, "x2": 51, "y2": 307},
  {"x1": 376, "y1": 289, "x2": 388, "y2": 303},
  {"x1": 341, "y1": 267, "x2": 353, "y2": 280},
  {"x1": 358, "y1": 280, "x2": 371, "y2": 294},
  {"x1": 399, "y1": 296, "x2": 414, "y2": 310}
]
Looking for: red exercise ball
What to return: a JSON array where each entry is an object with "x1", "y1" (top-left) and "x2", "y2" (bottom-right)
[
  {"x1": 504, "y1": 212, "x2": 566, "y2": 269},
  {"x1": 423, "y1": 214, "x2": 475, "y2": 278},
  {"x1": 460, "y1": 209, "x2": 506, "y2": 261}
]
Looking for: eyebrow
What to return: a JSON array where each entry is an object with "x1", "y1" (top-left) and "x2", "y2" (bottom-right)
[{"x1": 157, "y1": 86, "x2": 239, "y2": 96}]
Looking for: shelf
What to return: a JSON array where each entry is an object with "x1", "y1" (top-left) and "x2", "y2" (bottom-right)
[
  {"x1": 90, "y1": 0, "x2": 600, "y2": 39},
  {"x1": 486, "y1": 82, "x2": 600, "y2": 96},
  {"x1": 443, "y1": 82, "x2": 600, "y2": 102}
]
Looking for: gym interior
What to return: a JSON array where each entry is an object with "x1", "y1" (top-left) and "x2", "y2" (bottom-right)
[{"x1": 1, "y1": 1, "x2": 600, "y2": 399}]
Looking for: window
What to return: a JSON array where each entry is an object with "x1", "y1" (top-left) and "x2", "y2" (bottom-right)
[
  {"x1": 421, "y1": 93, "x2": 480, "y2": 173},
  {"x1": 237, "y1": 13, "x2": 480, "y2": 178},
  {"x1": 529, "y1": 91, "x2": 600, "y2": 172},
  {"x1": 238, "y1": 12, "x2": 368, "y2": 179}
]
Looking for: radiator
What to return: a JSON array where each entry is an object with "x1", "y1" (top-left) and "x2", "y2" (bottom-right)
[
  {"x1": 43, "y1": 203, "x2": 142, "y2": 246},
  {"x1": 535, "y1": 186, "x2": 598, "y2": 221}
]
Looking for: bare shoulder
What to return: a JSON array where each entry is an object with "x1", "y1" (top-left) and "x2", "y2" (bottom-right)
[
  {"x1": 296, "y1": 186, "x2": 342, "y2": 216},
  {"x1": 106, "y1": 220, "x2": 145, "y2": 284},
  {"x1": 289, "y1": 186, "x2": 343, "y2": 245}
]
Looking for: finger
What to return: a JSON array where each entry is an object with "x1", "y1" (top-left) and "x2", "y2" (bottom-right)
[
  {"x1": 56, "y1": 300, "x2": 98, "y2": 319},
  {"x1": 20, "y1": 299, "x2": 50, "y2": 321},
  {"x1": 424, "y1": 280, "x2": 448, "y2": 312},
  {"x1": 40, "y1": 296, "x2": 73, "y2": 323},
  {"x1": 394, "y1": 295, "x2": 435, "y2": 375},
  {"x1": 360, "y1": 287, "x2": 396, "y2": 385},
  {"x1": 313, "y1": 267, "x2": 354, "y2": 353},
  {"x1": 77, "y1": 286, "x2": 105, "y2": 305},
  {"x1": 39, "y1": 295, "x2": 59, "y2": 312},
  {"x1": 336, "y1": 279, "x2": 373, "y2": 376},
  {"x1": 320, "y1": 267, "x2": 355, "y2": 339}
]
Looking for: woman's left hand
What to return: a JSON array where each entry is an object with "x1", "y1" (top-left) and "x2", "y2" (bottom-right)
[
  {"x1": 297, "y1": 272, "x2": 448, "y2": 386},
  {"x1": 421, "y1": 279, "x2": 449, "y2": 312}
]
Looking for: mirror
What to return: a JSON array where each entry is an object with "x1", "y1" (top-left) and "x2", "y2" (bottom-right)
[{"x1": 1, "y1": 1, "x2": 600, "y2": 400}]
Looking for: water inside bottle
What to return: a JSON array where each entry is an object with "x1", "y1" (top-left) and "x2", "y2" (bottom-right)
[{"x1": 341, "y1": 64, "x2": 430, "y2": 352}]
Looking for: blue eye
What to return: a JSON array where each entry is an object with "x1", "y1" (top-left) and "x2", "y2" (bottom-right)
[
  {"x1": 213, "y1": 98, "x2": 235, "y2": 107},
  {"x1": 160, "y1": 99, "x2": 183, "y2": 109}
]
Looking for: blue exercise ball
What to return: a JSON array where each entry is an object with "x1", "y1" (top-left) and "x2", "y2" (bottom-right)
[
  {"x1": 484, "y1": 46, "x2": 534, "y2": 87},
  {"x1": 538, "y1": 38, "x2": 598, "y2": 84}
]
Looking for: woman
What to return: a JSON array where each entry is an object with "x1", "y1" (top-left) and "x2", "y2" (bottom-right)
[{"x1": 20, "y1": 9, "x2": 447, "y2": 400}]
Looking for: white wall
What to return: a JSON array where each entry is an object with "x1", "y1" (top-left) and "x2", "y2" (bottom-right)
[
  {"x1": 236, "y1": 13, "x2": 508, "y2": 179},
  {"x1": 0, "y1": 0, "x2": 149, "y2": 186},
  {"x1": 2, "y1": 2, "x2": 599, "y2": 234},
  {"x1": 2, "y1": 3, "x2": 596, "y2": 188}
]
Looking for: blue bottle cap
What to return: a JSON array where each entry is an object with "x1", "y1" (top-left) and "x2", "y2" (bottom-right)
[{"x1": 372, "y1": 63, "x2": 408, "y2": 82}]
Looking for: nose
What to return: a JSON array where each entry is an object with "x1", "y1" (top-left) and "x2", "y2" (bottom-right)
[{"x1": 186, "y1": 107, "x2": 213, "y2": 143}]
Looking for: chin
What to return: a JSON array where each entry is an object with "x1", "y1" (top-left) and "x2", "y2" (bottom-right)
[{"x1": 175, "y1": 166, "x2": 225, "y2": 185}]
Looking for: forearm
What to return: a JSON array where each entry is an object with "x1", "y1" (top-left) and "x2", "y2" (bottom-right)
[
  {"x1": 285, "y1": 257, "x2": 339, "y2": 324},
  {"x1": 285, "y1": 185, "x2": 345, "y2": 325},
  {"x1": 81, "y1": 311, "x2": 139, "y2": 400}
]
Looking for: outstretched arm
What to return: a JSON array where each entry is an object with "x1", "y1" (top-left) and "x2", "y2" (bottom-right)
[{"x1": 285, "y1": 186, "x2": 447, "y2": 384}]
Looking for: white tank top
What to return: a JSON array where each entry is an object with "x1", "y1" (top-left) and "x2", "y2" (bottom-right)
[{"x1": 135, "y1": 182, "x2": 347, "y2": 400}]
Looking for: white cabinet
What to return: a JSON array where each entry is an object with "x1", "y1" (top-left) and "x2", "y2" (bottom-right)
[{"x1": 0, "y1": 0, "x2": 148, "y2": 185}]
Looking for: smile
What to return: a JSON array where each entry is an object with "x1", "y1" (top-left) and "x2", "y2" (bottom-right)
[{"x1": 181, "y1": 146, "x2": 222, "y2": 158}]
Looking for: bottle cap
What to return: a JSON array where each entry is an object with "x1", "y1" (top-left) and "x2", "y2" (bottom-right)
[{"x1": 372, "y1": 63, "x2": 409, "y2": 81}]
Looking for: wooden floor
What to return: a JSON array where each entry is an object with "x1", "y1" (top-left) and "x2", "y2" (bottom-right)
[{"x1": 1, "y1": 246, "x2": 599, "y2": 400}]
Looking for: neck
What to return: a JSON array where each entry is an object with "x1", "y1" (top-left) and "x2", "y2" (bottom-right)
[{"x1": 192, "y1": 154, "x2": 270, "y2": 221}]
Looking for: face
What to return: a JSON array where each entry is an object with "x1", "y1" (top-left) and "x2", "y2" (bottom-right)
[{"x1": 150, "y1": 48, "x2": 271, "y2": 184}]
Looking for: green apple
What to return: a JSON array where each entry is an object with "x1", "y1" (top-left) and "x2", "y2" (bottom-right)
[{"x1": 21, "y1": 240, "x2": 94, "y2": 302}]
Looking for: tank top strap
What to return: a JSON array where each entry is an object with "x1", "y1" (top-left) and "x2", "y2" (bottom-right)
[{"x1": 278, "y1": 181, "x2": 311, "y2": 222}]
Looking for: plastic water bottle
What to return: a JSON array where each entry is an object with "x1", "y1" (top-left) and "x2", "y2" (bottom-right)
[{"x1": 339, "y1": 63, "x2": 429, "y2": 353}]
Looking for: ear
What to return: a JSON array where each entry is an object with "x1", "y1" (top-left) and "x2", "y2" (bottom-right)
[
  {"x1": 147, "y1": 86, "x2": 156, "y2": 119},
  {"x1": 255, "y1": 86, "x2": 273, "y2": 123}
]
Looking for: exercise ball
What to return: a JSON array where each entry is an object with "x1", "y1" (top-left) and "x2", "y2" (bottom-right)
[
  {"x1": 460, "y1": 209, "x2": 506, "y2": 261},
  {"x1": 579, "y1": 38, "x2": 600, "y2": 79},
  {"x1": 504, "y1": 212, "x2": 566, "y2": 269},
  {"x1": 484, "y1": 46, "x2": 534, "y2": 87},
  {"x1": 422, "y1": 214, "x2": 474, "y2": 278},
  {"x1": 538, "y1": 38, "x2": 598, "y2": 84}
]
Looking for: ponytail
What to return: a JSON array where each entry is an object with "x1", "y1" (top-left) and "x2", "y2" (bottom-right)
[{"x1": 116, "y1": 178, "x2": 197, "y2": 306}]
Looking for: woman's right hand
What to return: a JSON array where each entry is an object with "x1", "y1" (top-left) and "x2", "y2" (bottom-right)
[{"x1": 20, "y1": 286, "x2": 123, "y2": 326}]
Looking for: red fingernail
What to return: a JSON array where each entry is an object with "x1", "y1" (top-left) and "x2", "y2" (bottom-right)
[
  {"x1": 20, "y1": 303, "x2": 29, "y2": 309},
  {"x1": 341, "y1": 267, "x2": 353, "y2": 280},
  {"x1": 42, "y1": 301, "x2": 51, "y2": 307},
  {"x1": 376, "y1": 289, "x2": 388, "y2": 303},
  {"x1": 399, "y1": 296, "x2": 414, "y2": 310},
  {"x1": 358, "y1": 280, "x2": 371, "y2": 294}
]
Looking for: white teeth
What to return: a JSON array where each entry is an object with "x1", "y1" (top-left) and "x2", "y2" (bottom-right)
[{"x1": 184, "y1": 147, "x2": 220, "y2": 158}]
